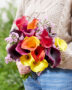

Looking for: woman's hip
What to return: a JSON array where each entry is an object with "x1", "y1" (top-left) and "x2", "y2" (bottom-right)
[{"x1": 24, "y1": 68, "x2": 72, "y2": 90}]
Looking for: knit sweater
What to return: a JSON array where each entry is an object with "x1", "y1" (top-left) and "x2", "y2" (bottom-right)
[{"x1": 10, "y1": 0, "x2": 72, "y2": 69}]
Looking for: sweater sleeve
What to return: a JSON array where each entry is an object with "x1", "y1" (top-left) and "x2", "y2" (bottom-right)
[
  {"x1": 6, "y1": 0, "x2": 25, "y2": 50},
  {"x1": 57, "y1": 0, "x2": 72, "y2": 42},
  {"x1": 10, "y1": 0, "x2": 25, "y2": 31},
  {"x1": 58, "y1": 0, "x2": 72, "y2": 69}
]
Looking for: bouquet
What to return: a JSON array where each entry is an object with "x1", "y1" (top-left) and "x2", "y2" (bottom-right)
[{"x1": 5, "y1": 16, "x2": 67, "y2": 75}]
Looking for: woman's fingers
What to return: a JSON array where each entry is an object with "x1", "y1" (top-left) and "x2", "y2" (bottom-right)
[{"x1": 16, "y1": 61, "x2": 31, "y2": 75}]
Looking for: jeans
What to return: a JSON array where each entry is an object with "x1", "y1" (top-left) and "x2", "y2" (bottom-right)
[{"x1": 23, "y1": 68, "x2": 72, "y2": 90}]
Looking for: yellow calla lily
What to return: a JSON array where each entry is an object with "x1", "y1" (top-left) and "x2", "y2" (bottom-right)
[
  {"x1": 55, "y1": 37, "x2": 67, "y2": 51},
  {"x1": 31, "y1": 59, "x2": 48, "y2": 72},
  {"x1": 20, "y1": 53, "x2": 48, "y2": 72},
  {"x1": 20, "y1": 53, "x2": 34, "y2": 66}
]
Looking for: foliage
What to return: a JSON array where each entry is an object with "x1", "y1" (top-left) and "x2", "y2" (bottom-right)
[{"x1": 0, "y1": 1, "x2": 24, "y2": 90}]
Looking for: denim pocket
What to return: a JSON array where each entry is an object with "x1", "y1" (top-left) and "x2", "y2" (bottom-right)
[{"x1": 23, "y1": 76, "x2": 42, "y2": 90}]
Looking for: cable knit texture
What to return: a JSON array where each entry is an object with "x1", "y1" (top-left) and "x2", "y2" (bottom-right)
[{"x1": 9, "y1": 0, "x2": 72, "y2": 69}]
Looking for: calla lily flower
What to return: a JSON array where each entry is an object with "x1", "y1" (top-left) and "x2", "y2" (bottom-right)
[
  {"x1": 23, "y1": 26, "x2": 35, "y2": 37},
  {"x1": 40, "y1": 29, "x2": 53, "y2": 48},
  {"x1": 55, "y1": 37, "x2": 67, "y2": 51},
  {"x1": 45, "y1": 46, "x2": 61, "y2": 68},
  {"x1": 27, "y1": 19, "x2": 38, "y2": 29},
  {"x1": 31, "y1": 59, "x2": 48, "y2": 72},
  {"x1": 21, "y1": 36, "x2": 40, "y2": 51},
  {"x1": 31, "y1": 46, "x2": 45, "y2": 62},
  {"x1": 19, "y1": 24, "x2": 36, "y2": 37},
  {"x1": 20, "y1": 54, "x2": 48, "y2": 72},
  {"x1": 16, "y1": 41, "x2": 30, "y2": 55},
  {"x1": 8, "y1": 44, "x2": 21, "y2": 60},
  {"x1": 15, "y1": 16, "x2": 28, "y2": 31},
  {"x1": 15, "y1": 17, "x2": 37, "y2": 37},
  {"x1": 20, "y1": 53, "x2": 34, "y2": 66}
]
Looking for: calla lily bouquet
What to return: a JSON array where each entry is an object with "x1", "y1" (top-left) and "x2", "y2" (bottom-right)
[{"x1": 5, "y1": 16, "x2": 67, "y2": 75}]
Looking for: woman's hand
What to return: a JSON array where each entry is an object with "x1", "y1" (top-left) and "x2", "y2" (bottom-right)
[{"x1": 16, "y1": 61, "x2": 31, "y2": 75}]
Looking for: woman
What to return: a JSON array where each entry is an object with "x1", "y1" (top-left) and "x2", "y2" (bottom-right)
[{"x1": 10, "y1": 0, "x2": 72, "y2": 90}]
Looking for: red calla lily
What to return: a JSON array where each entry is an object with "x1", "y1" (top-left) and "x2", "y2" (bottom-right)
[
  {"x1": 31, "y1": 46, "x2": 45, "y2": 62},
  {"x1": 40, "y1": 29, "x2": 53, "y2": 48},
  {"x1": 15, "y1": 16, "x2": 28, "y2": 31}
]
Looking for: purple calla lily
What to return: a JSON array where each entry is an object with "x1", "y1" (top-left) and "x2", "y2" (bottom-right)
[
  {"x1": 8, "y1": 44, "x2": 21, "y2": 60},
  {"x1": 16, "y1": 40, "x2": 30, "y2": 55},
  {"x1": 45, "y1": 46, "x2": 61, "y2": 68}
]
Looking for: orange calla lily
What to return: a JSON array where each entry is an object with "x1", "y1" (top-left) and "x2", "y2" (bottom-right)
[
  {"x1": 27, "y1": 19, "x2": 38, "y2": 29},
  {"x1": 21, "y1": 36, "x2": 40, "y2": 51}
]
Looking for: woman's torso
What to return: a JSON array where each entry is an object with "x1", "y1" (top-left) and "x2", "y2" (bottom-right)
[{"x1": 24, "y1": 0, "x2": 65, "y2": 31}]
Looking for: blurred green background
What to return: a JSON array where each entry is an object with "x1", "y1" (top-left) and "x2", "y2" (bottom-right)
[{"x1": 0, "y1": 1, "x2": 24, "y2": 90}]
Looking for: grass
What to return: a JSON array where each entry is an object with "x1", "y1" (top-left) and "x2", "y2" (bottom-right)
[{"x1": 0, "y1": 1, "x2": 24, "y2": 90}]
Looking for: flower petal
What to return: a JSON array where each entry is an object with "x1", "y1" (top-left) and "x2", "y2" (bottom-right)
[
  {"x1": 45, "y1": 46, "x2": 61, "y2": 68},
  {"x1": 55, "y1": 37, "x2": 67, "y2": 51},
  {"x1": 15, "y1": 16, "x2": 28, "y2": 30},
  {"x1": 23, "y1": 29, "x2": 35, "y2": 37},
  {"x1": 40, "y1": 29, "x2": 48, "y2": 37},
  {"x1": 11, "y1": 29, "x2": 24, "y2": 37},
  {"x1": 31, "y1": 46, "x2": 45, "y2": 62},
  {"x1": 8, "y1": 44, "x2": 21, "y2": 60},
  {"x1": 16, "y1": 41, "x2": 30, "y2": 55},
  {"x1": 5, "y1": 54, "x2": 13, "y2": 64},
  {"x1": 27, "y1": 19, "x2": 38, "y2": 29},
  {"x1": 31, "y1": 59, "x2": 48, "y2": 72},
  {"x1": 40, "y1": 29, "x2": 53, "y2": 48},
  {"x1": 21, "y1": 36, "x2": 40, "y2": 51},
  {"x1": 40, "y1": 37, "x2": 53, "y2": 48},
  {"x1": 20, "y1": 53, "x2": 34, "y2": 66}
]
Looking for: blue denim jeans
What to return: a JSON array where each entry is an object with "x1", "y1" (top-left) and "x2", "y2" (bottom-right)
[{"x1": 23, "y1": 68, "x2": 72, "y2": 90}]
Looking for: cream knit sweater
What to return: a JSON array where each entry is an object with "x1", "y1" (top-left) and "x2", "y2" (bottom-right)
[{"x1": 10, "y1": 0, "x2": 72, "y2": 69}]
